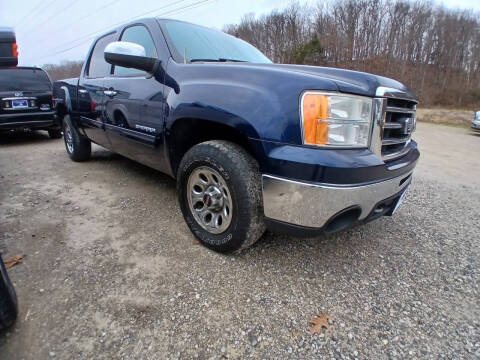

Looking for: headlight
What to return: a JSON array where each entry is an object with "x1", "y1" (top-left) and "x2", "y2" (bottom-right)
[{"x1": 301, "y1": 92, "x2": 373, "y2": 147}]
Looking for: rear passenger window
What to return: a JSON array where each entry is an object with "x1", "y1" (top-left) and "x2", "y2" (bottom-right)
[
  {"x1": 114, "y1": 25, "x2": 157, "y2": 76},
  {"x1": 87, "y1": 32, "x2": 116, "y2": 78}
]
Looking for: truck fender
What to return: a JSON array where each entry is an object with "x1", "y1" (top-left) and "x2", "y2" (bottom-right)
[{"x1": 61, "y1": 86, "x2": 72, "y2": 112}]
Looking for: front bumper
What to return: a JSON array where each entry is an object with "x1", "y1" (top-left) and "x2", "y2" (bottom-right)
[{"x1": 262, "y1": 170, "x2": 412, "y2": 232}]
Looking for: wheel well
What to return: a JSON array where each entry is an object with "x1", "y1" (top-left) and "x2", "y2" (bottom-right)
[
  {"x1": 113, "y1": 110, "x2": 127, "y2": 126},
  {"x1": 55, "y1": 103, "x2": 68, "y2": 118},
  {"x1": 169, "y1": 118, "x2": 255, "y2": 177}
]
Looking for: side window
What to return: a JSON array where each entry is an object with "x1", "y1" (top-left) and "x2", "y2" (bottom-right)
[
  {"x1": 87, "y1": 33, "x2": 116, "y2": 78},
  {"x1": 114, "y1": 25, "x2": 157, "y2": 76}
]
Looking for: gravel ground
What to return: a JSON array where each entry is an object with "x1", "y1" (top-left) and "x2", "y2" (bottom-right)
[{"x1": 0, "y1": 122, "x2": 479, "y2": 359}]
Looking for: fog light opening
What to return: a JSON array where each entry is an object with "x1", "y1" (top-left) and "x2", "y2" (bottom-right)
[
  {"x1": 373, "y1": 206, "x2": 384, "y2": 214},
  {"x1": 324, "y1": 207, "x2": 361, "y2": 234}
]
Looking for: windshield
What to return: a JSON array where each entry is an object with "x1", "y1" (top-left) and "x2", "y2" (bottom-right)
[
  {"x1": 0, "y1": 68, "x2": 51, "y2": 91},
  {"x1": 163, "y1": 21, "x2": 272, "y2": 64},
  {"x1": 475, "y1": 111, "x2": 480, "y2": 120}
]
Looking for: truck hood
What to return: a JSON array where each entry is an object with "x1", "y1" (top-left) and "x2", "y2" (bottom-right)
[
  {"x1": 167, "y1": 59, "x2": 418, "y2": 145},
  {"x1": 230, "y1": 63, "x2": 417, "y2": 100}
]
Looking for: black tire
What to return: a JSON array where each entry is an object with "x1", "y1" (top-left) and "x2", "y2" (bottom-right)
[
  {"x1": 48, "y1": 128, "x2": 62, "y2": 139},
  {"x1": 0, "y1": 255, "x2": 18, "y2": 330},
  {"x1": 177, "y1": 140, "x2": 266, "y2": 253},
  {"x1": 63, "y1": 115, "x2": 91, "y2": 162}
]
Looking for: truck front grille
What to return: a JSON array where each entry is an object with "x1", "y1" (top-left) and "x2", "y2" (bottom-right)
[{"x1": 381, "y1": 98, "x2": 417, "y2": 161}]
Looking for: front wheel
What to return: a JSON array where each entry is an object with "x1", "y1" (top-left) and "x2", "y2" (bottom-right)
[
  {"x1": 177, "y1": 141, "x2": 266, "y2": 253},
  {"x1": 63, "y1": 115, "x2": 91, "y2": 162}
]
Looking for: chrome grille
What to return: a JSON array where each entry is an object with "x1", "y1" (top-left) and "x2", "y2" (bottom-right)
[{"x1": 381, "y1": 98, "x2": 417, "y2": 161}]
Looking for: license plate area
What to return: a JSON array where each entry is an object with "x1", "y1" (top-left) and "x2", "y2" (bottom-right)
[{"x1": 12, "y1": 99, "x2": 29, "y2": 109}]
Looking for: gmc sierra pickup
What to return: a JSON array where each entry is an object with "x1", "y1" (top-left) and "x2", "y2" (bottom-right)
[{"x1": 53, "y1": 18, "x2": 419, "y2": 253}]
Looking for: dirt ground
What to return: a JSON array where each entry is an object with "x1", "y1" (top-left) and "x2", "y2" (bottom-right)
[{"x1": 0, "y1": 122, "x2": 479, "y2": 359}]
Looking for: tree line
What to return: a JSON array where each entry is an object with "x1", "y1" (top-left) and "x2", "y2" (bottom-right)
[
  {"x1": 224, "y1": 0, "x2": 480, "y2": 108},
  {"x1": 42, "y1": 1, "x2": 479, "y2": 109},
  {"x1": 43, "y1": 60, "x2": 84, "y2": 82}
]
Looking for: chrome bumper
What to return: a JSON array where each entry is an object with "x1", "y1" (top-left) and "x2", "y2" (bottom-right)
[{"x1": 262, "y1": 171, "x2": 412, "y2": 228}]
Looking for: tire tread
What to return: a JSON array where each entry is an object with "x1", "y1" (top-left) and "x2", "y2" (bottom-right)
[
  {"x1": 177, "y1": 140, "x2": 266, "y2": 252},
  {"x1": 63, "y1": 115, "x2": 91, "y2": 162},
  {"x1": 0, "y1": 257, "x2": 17, "y2": 330}
]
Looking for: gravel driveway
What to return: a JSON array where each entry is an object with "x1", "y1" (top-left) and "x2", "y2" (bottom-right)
[{"x1": 0, "y1": 122, "x2": 479, "y2": 359}]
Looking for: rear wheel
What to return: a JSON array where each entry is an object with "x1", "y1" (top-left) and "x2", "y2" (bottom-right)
[
  {"x1": 48, "y1": 128, "x2": 62, "y2": 139},
  {"x1": 177, "y1": 141, "x2": 266, "y2": 253},
  {"x1": 63, "y1": 115, "x2": 91, "y2": 162},
  {"x1": 0, "y1": 256, "x2": 18, "y2": 330}
]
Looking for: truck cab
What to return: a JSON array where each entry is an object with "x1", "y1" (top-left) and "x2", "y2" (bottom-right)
[{"x1": 54, "y1": 18, "x2": 419, "y2": 253}]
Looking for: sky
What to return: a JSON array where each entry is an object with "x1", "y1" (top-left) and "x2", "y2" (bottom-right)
[{"x1": 1, "y1": 0, "x2": 479, "y2": 67}]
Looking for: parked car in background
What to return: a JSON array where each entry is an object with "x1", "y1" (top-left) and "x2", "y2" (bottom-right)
[
  {"x1": 0, "y1": 255, "x2": 17, "y2": 330},
  {"x1": 54, "y1": 18, "x2": 419, "y2": 253},
  {"x1": 0, "y1": 67, "x2": 62, "y2": 138},
  {"x1": 472, "y1": 111, "x2": 480, "y2": 132}
]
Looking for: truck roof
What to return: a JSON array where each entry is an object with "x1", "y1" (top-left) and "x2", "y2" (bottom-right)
[
  {"x1": 92, "y1": 18, "x2": 215, "y2": 41},
  {"x1": 0, "y1": 27, "x2": 15, "y2": 42}
]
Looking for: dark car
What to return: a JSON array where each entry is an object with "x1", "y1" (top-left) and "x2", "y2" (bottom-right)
[
  {"x1": 54, "y1": 18, "x2": 419, "y2": 253},
  {"x1": 0, "y1": 67, "x2": 62, "y2": 138},
  {"x1": 0, "y1": 255, "x2": 17, "y2": 330}
]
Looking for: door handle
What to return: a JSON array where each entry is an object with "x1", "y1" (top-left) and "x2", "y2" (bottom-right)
[
  {"x1": 104, "y1": 90, "x2": 117, "y2": 97},
  {"x1": 78, "y1": 89, "x2": 88, "y2": 94}
]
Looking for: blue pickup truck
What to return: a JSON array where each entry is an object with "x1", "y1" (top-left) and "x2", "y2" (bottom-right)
[{"x1": 53, "y1": 18, "x2": 419, "y2": 253}]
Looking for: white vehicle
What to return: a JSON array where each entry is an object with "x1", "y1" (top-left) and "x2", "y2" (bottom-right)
[{"x1": 472, "y1": 111, "x2": 480, "y2": 132}]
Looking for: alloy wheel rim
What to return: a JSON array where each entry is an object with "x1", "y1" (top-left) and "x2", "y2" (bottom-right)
[
  {"x1": 187, "y1": 166, "x2": 233, "y2": 234},
  {"x1": 65, "y1": 124, "x2": 74, "y2": 153}
]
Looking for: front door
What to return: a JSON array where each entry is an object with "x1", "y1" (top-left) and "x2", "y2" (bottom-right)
[
  {"x1": 77, "y1": 32, "x2": 116, "y2": 147},
  {"x1": 102, "y1": 24, "x2": 166, "y2": 170}
]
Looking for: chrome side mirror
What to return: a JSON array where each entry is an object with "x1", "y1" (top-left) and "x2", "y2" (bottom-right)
[{"x1": 104, "y1": 41, "x2": 158, "y2": 73}]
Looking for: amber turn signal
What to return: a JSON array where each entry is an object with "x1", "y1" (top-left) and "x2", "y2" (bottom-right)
[
  {"x1": 302, "y1": 94, "x2": 329, "y2": 145},
  {"x1": 12, "y1": 43, "x2": 18, "y2": 58}
]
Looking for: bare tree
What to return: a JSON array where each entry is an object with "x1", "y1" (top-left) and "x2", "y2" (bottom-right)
[
  {"x1": 43, "y1": 60, "x2": 84, "y2": 82},
  {"x1": 225, "y1": 0, "x2": 480, "y2": 108}
]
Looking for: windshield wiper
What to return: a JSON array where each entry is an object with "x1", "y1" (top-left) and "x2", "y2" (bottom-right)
[{"x1": 190, "y1": 58, "x2": 247, "y2": 63}]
